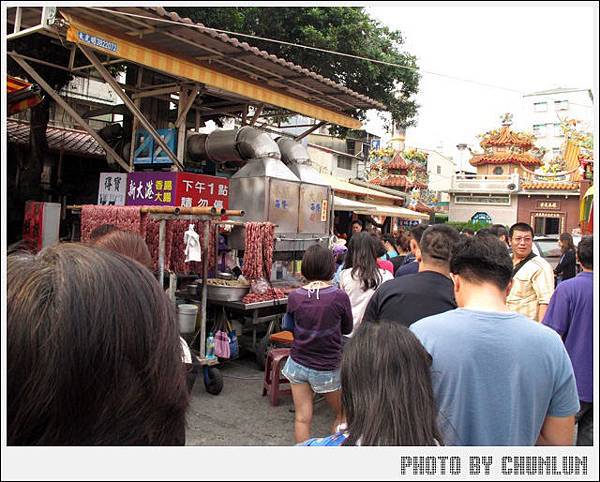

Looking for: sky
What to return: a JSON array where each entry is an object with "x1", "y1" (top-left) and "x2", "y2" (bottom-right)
[{"x1": 363, "y1": 4, "x2": 596, "y2": 154}]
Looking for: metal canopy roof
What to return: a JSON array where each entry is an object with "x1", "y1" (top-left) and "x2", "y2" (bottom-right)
[
  {"x1": 8, "y1": 119, "x2": 105, "y2": 158},
  {"x1": 6, "y1": 6, "x2": 384, "y2": 127}
]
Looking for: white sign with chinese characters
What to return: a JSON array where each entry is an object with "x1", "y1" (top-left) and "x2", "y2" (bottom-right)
[{"x1": 98, "y1": 173, "x2": 128, "y2": 206}]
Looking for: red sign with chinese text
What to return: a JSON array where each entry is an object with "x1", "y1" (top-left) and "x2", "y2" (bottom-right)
[
  {"x1": 23, "y1": 201, "x2": 44, "y2": 251},
  {"x1": 175, "y1": 172, "x2": 229, "y2": 210}
]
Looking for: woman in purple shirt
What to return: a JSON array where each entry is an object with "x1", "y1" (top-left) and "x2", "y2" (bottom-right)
[{"x1": 281, "y1": 244, "x2": 354, "y2": 443}]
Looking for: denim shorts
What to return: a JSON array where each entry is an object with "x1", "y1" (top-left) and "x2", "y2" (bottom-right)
[{"x1": 282, "y1": 356, "x2": 341, "y2": 394}]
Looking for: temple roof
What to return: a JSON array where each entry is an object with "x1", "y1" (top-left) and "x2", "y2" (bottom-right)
[
  {"x1": 480, "y1": 126, "x2": 535, "y2": 150},
  {"x1": 520, "y1": 181, "x2": 579, "y2": 191},
  {"x1": 386, "y1": 153, "x2": 410, "y2": 170},
  {"x1": 470, "y1": 152, "x2": 543, "y2": 167},
  {"x1": 370, "y1": 175, "x2": 413, "y2": 189}
]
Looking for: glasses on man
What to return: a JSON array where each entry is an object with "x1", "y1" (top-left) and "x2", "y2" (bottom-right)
[{"x1": 513, "y1": 236, "x2": 532, "y2": 244}]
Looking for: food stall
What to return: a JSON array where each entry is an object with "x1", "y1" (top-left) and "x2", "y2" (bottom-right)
[
  {"x1": 7, "y1": 5, "x2": 386, "y2": 384},
  {"x1": 182, "y1": 126, "x2": 332, "y2": 368}
]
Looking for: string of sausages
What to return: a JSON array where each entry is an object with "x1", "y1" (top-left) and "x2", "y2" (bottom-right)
[
  {"x1": 242, "y1": 222, "x2": 275, "y2": 281},
  {"x1": 80, "y1": 205, "x2": 216, "y2": 273}
]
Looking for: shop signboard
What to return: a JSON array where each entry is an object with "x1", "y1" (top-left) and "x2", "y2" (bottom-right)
[
  {"x1": 98, "y1": 173, "x2": 128, "y2": 205},
  {"x1": 125, "y1": 172, "x2": 177, "y2": 206},
  {"x1": 175, "y1": 172, "x2": 229, "y2": 210},
  {"x1": 125, "y1": 172, "x2": 229, "y2": 209}
]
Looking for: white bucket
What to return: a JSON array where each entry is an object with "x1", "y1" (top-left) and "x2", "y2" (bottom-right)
[{"x1": 177, "y1": 304, "x2": 198, "y2": 334}]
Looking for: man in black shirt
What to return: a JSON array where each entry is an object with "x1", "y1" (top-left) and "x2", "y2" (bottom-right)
[
  {"x1": 395, "y1": 223, "x2": 429, "y2": 277},
  {"x1": 364, "y1": 224, "x2": 460, "y2": 327}
]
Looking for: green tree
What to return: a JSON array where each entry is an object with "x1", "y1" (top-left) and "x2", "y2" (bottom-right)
[{"x1": 172, "y1": 7, "x2": 420, "y2": 134}]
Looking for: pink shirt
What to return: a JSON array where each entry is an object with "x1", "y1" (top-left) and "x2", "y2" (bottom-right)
[{"x1": 376, "y1": 259, "x2": 394, "y2": 275}]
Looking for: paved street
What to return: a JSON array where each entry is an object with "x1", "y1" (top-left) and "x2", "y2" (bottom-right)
[{"x1": 185, "y1": 354, "x2": 333, "y2": 446}]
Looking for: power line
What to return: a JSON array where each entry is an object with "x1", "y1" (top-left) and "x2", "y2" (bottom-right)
[{"x1": 86, "y1": 6, "x2": 578, "y2": 98}]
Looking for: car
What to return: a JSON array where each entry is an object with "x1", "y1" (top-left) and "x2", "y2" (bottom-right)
[{"x1": 532, "y1": 235, "x2": 580, "y2": 269}]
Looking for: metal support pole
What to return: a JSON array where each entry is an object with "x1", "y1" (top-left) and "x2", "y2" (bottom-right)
[
  {"x1": 195, "y1": 109, "x2": 201, "y2": 131},
  {"x1": 168, "y1": 272, "x2": 177, "y2": 303},
  {"x1": 199, "y1": 221, "x2": 210, "y2": 359},
  {"x1": 129, "y1": 67, "x2": 144, "y2": 171},
  {"x1": 78, "y1": 45, "x2": 183, "y2": 170},
  {"x1": 295, "y1": 121, "x2": 327, "y2": 141},
  {"x1": 14, "y1": 7, "x2": 22, "y2": 33},
  {"x1": 9, "y1": 54, "x2": 131, "y2": 172},
  {"x1": 68, "y1": 45, "x2": 76, "y2": 70},
  {"x1": 214, "y1": 222, "x2": 220, "y2": 273},
  {"x1": 250, "y1": 103, "x2": 264, "y2": 126},
  {"x1": 158, "y1": 219, "x2": 167, "y2": 290}
]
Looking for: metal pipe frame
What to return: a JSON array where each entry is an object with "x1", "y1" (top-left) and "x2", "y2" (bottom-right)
[
  {"x1": 200, "y1": 220, "x2": 210, "y2": 359},
  {"x1": 78, "y1": 45, "x2": 184, "y2": 170},
  {"x1": 295, "y1": 121, "x2": 327, "y2": 141},
  {"x1": 9, "y1": 53, "x2": 132, "y2": 173}
]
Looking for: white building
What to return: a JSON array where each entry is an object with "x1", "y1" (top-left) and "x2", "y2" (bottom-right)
[
  {"x1": 426, "y1": 150, "x2": 455, "y2": 202},
  {"x1": 522, "y1": 88, "x2": 594, "y2": 161}
]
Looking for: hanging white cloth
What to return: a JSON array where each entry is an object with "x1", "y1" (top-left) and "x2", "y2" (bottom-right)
[{"x1": 184, "y1": 224, "x2": 202, "y2": 263}]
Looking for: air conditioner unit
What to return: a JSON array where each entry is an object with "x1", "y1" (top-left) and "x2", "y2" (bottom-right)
[{"x1": 507, "y1": 183, "x2": 517, "y2": 191}]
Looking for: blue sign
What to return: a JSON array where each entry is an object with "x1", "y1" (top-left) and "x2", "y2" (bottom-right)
[
  {"x1": 471, "y1": 212, "x2": 492, "y2": 224},
  {"x1": 78, "y1": 31, "x2": 118, "y2": 53},
  {"x1": 133, "y1": 128, "x2": 177, "y2": 165},
  {"x1": 371, "y1": 139, "x2": 381, "y2": 150}
]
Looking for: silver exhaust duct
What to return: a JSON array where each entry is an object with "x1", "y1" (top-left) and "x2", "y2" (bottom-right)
[
  {"x1": 276, "y1": 137, "x2": 327, "y2": 186},
  {"x1": 187, "y1": 126, "x2": 281, "y2": 163}
]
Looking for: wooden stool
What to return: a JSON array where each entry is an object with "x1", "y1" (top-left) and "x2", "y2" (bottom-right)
[
  {"x1": 270, "y1": 330, "x2": 294, "y2": 345},
  {"x1": 262, "y1": 347, "x2": 292, "y2": 406}
]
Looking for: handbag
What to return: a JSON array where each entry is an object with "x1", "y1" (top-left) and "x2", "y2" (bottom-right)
[
  {"x1": 227, "y1": 319, "x2": 239, "y2": 360},
  {"x1": 213, "y1": 308, "x2": 231, "y2": 359},
  {"x1": 214, "y1": 330, "x2": 231, "y2": 359}
]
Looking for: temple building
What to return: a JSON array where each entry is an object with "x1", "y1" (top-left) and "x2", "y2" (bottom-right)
[
  {"x1": 368, "y1": 149, "x2": 434, "y2": 215},
  {"x1": 448, "y1": 114, "x2": 582, "y2": 235}
]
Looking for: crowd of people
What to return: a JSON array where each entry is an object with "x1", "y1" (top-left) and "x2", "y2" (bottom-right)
[
  {"x1": 6, "y1": 220, "x2": 594, "y2": 447},
  {"x1": 286, "y1": 221, "x2": 593, "y2": 446}
]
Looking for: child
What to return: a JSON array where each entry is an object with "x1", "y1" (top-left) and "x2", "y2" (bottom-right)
[
  {"x1": 301, "y1": 320, "x2": 442, "y2": 446},
  {"x1": 281, "y1": 244, "x2": 353, "y2": 443}
]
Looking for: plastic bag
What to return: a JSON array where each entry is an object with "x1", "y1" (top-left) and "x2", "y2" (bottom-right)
[
  {"x1": 250, "y1": 277, "x2": 270, "y2": 295},
  {"x1": 214, "y1": 330, "x2": 231, "y2": 359}
]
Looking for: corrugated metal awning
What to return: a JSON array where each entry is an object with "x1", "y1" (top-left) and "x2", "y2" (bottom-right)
[
  {"x1": 58, "y1": 7, "x2": 381, "y2": 129},
  {"x1": 7, "y1": 119, "x2": 105, "y2": 158}
]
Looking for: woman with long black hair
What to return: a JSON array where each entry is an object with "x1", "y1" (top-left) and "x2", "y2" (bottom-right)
[
  {"x1": 7, "y1": 243, "x2": 190, "y2": 445},
  {"x1": 301, "y1": 320, "x2": 442, "y2": 446},
  {"x1": 339, "y1": 232, "x2": 393, "y2": 338},
  {"x1": 554, "y1": 232, "x2": 577, "y2": 285}
]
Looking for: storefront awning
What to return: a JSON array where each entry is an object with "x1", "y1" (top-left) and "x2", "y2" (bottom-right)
[
  {"x1": 334, "y1": 196, "x2": 428, "y2": 221},
  {"x1": 7, "y1": 75, "x2": 43, "y2": 114},
  {"x1": 355, "y1": 204, "x2": 429, "y2": 221},
  {"x1": 61, "y1": 9, "x2": 372, "y2": 129},
  {"x1": 322, "y1": 174, "x2": 403, "y2": 203},
  {"x1": 333, "y1": 196, "x2": 371, "y2": 211}
]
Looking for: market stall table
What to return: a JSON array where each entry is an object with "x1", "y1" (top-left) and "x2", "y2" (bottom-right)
[{"x1": 208, "y1": 297, "x2": 288, "y2": 369}]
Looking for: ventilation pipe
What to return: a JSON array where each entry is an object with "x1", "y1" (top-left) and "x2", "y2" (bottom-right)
[
  {"x1": 187, "y1": 126, "x2": 281, "y2": 163},
  {"x1": 276, "y1": 137, "x2": 327, "y2": 186}
]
